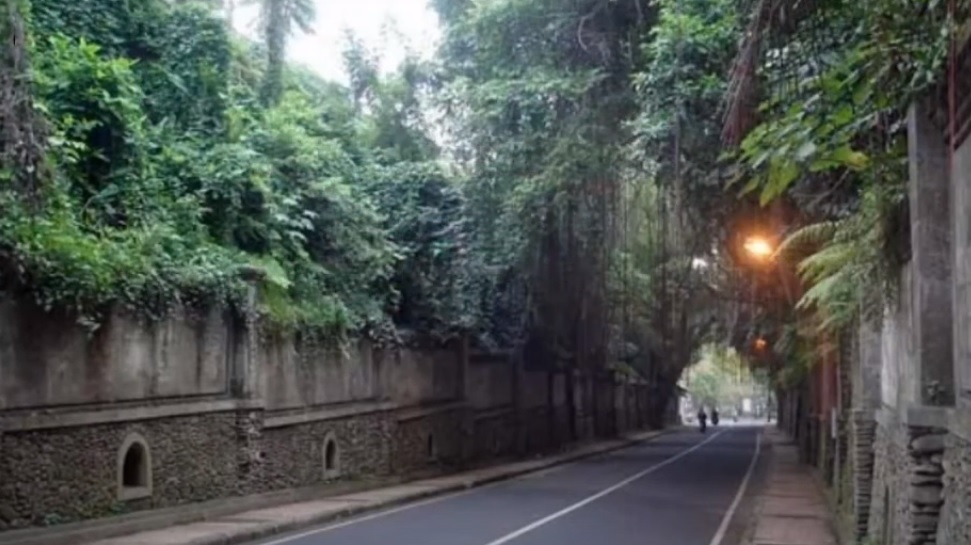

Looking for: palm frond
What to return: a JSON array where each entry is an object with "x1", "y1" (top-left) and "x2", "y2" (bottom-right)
[
  {"x1": 797, "y1": 269, "x2": 857, "y2": 332},
  {"x1": 796, "y1": 268, "x2": 853, "y2": 311},
  {"x1": 244, "y1": 0, "x2": 317, "y2": 36},
  {"x1": 776, "y1": 220, "x2": 840, "y2": 261},
  {"x1": 796, "y1": 240, "x2": 853, "y2": 284},
  {"x1": 287, "y1": 0, "x2": 316, "y2": 35}
]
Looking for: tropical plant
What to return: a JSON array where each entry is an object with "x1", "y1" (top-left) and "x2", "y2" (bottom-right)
[
  {"x1": 244, "y1": 0, "x2": 316, "y2": 106},
  {"x1": 0, "y1": 0, "x2": 799, "y2": 428}
]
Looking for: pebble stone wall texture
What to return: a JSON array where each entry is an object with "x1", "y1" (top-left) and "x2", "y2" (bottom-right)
[
  {"x1": 261, "y1": 411, "x2": 394, "y2": 490},
  {"x1": 850, "y1": 409, "x2": 877, "y2": 541},
  {"x1": 235, "y1": 410, "x2": 266, "y2": 495},
  {"x1": 869, "y1": 421, "x2": 905, "y2": 545},
  {"x1": 471, "y1": 410, "x2": 518, "y2": 462},
  {"x1": 2, "y1": 390, "x2": 651, "y2": 532},
  {"x1": 869, "y1": 420, "x2": 948, "y2": 545},
  {"x1": 906, "y1": 428, "x2": 947, "y2": 545},
  {"x1": 393, "y1": 409, "x2": 468, "y2": 473},
  {"x1": 937, "y1": 433, "x2": 971, "y2": 545},
  {"x1": 0, "y1": 412, "x2": 238, "y2": 530}
]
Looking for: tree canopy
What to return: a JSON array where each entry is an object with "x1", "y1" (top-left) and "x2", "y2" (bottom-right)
[
  {"x1": 3, "y1": 0, "x2": 963, "y2": 416},
  {"x1": 0, "y1": 0, "x2": 747, "y2": 421},
  {"x1": 722, "y1": 0, "x2": 969, "y2": 382}
]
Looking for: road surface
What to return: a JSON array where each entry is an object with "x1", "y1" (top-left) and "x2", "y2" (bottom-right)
[{"x1": 252, "y1": 426, "x2": 762, "y2": 545}]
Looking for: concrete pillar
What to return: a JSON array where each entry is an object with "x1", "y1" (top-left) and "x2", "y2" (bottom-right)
[
  {"x1": 457, "y1": 334, "x2": 470, "y2": 401},
  {"x1": 229, "y1": 278, "x2": 263, "y2": 401},
  {"x1": 511, "y1": 349, "x2": 528, "y2": 455},
  {"x1": 455, "y1": 336, "x2": 474, "y2": 463},
  {"x1": 865, "y1": 103, "x2": 955, "y2": 545},
  {"x1": 851, "y1": 317, "x2": 882, "y2": 541},
  {"x1": 907, "y1": 103, "x2": 955, "y2": 406},
  {"x1": 949, "y1": 99, "x2": 971, "y2": 407},
  {"x1": 231, "y1": 274, "x2": 267, "y2": 491}
]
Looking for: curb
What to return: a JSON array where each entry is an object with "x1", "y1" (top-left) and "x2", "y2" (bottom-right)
[
  {"x1": 96, "y1": 428, "x2": 677, "y2": 545},
  {"x1": 738, "y1": 428, "x2": 773, "y2": 545}
]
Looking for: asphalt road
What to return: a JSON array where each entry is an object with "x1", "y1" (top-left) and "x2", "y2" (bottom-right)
[{"x1": 253, "y1": 426, "x2": 762, "y2": 545}]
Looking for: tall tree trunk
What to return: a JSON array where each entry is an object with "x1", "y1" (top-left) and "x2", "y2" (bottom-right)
[
  {"x1": 1, "y1": 0, "x2": 46, "y2": 209},
  {"x1": 261, "y1": 0, "x2": 287, "y2": 106}
]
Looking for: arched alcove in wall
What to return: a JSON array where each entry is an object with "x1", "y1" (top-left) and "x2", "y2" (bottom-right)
[
  {"x1": 322, "y1": 432, "x2": 340, "y2": 479},
  {"x1": 117, "y1": 432, "x2": 153, "y2": 501}
]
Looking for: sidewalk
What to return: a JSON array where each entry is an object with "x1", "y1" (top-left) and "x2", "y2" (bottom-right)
[
  {"x1": 2, "y1": 429, "x2": 671, "y2": 545},
  {"x1": 746, "y1": 429, "x2": 838, "y2": 545}
]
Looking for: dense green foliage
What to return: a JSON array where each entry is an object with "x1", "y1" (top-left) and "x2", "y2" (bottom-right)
[
  {"x1": 431, "y1": 0, "x2": 727, "y2": 387},
  {"x1": 0, "y1": 0, "x2": 790, "y2": 422},
  {"x1": 0, "y1": 0, "x2": 752, "y2": 393},
  {"x1": 0, "y1": 0, "x2": 461, "y2": 337},
  {"x1": 724, "y1": 0, "x2": 969, "y2": 375}
]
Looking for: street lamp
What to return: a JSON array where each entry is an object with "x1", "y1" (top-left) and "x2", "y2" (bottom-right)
[{"x1": 743, "y1": 236, "x2": 773, "y2": 259}]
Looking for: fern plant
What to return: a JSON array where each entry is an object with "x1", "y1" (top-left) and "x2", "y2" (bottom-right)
[{"x1": 779, "y1": 177, "x2": 905, "y2": 335}]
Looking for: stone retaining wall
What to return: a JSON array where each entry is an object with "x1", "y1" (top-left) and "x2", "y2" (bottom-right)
[
  {"x1": 393, "y1": 407, "x2": 468, "y2": 473},
  {"x1": 937, "y1": 432, "x2": 971, "y2": 545},
  {"x1": 906, "y1": 427, "x2": 947, "y2": 545},
  {"x1": 521, "y1": 406, "x2": 555, "y2": 452},
  {"x1": 869, "y1": 420, "x2": 904, "y2": 545},
  {"x1": 0, "y1": 302, "x2": 658, "y2": 531},
  {"x1": 261, "y1": 411, "x2": 394, "y2": 491},
  {"x1": 0, "y1": 386, "x2": 656, "y2": 532},
  {"x1": 869, "y1": 419, "x2": 947, "y2": 545},
  {"x1": 850, "y1": 409, "x2": 877, "y2": 541},
  {"x1": 471, "y1": 409, "x2": 518, "y2": 461},
  {"x1": 0, "y1": 411, "x2": 239, "y2": 530}
]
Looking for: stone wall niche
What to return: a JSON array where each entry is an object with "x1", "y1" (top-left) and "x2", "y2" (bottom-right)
[
  {"x1": 322, "y1": 433, "x2": 340, "y2": 480},
  {"x1": 117, "y1": 433, "x2": 152, "y2": 501}
]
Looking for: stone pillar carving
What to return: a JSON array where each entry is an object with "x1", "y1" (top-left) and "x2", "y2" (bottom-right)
[{"x1": 906, "y1": 427, "x2": 947, "y2": 545}]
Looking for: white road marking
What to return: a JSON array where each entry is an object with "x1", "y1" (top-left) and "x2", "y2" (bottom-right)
[
  {"x1": 256, "y1": 485, "x2": 481, "y2": 545},
  {"x1": 708, "y1": 431, "x2": 762, "y2": 545},
  {"x1": 478, "y1": 430, "x2": 727, "y2": 545},
  {"x1": 257, "y1": 429, "x2": 720, "y2": 545}
]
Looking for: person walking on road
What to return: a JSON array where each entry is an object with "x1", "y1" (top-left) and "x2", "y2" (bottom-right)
[
  {"x1": 697, "y1": 407, "x2": 708, "y2": 433},
  {"x1": 711, "y1": 408, "x2": 720, "y2": 426}
]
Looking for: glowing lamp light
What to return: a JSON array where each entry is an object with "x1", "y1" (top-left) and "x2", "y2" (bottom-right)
[
  {"x1": 743, "y1": 236, "x2": 773, "y2": 259},
  {"x1": 754, "y1": 338, "x2": 768, "y2": 351}
]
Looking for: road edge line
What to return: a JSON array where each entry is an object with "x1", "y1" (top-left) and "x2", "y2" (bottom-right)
[
  {"x1": 708, "y1": 430, "x2": 763, "y2": 545},
  {"x1": 479, "y1": 429, "x2": 726, "y2": 545},
  {"x1": 177, "y1": 428, "x2": 681, "y2": 545}
]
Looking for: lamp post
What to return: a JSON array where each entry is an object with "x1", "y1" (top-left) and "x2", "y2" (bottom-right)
[{"x1": 740, "y1": 233, "x2": 789, "y2": 425}]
